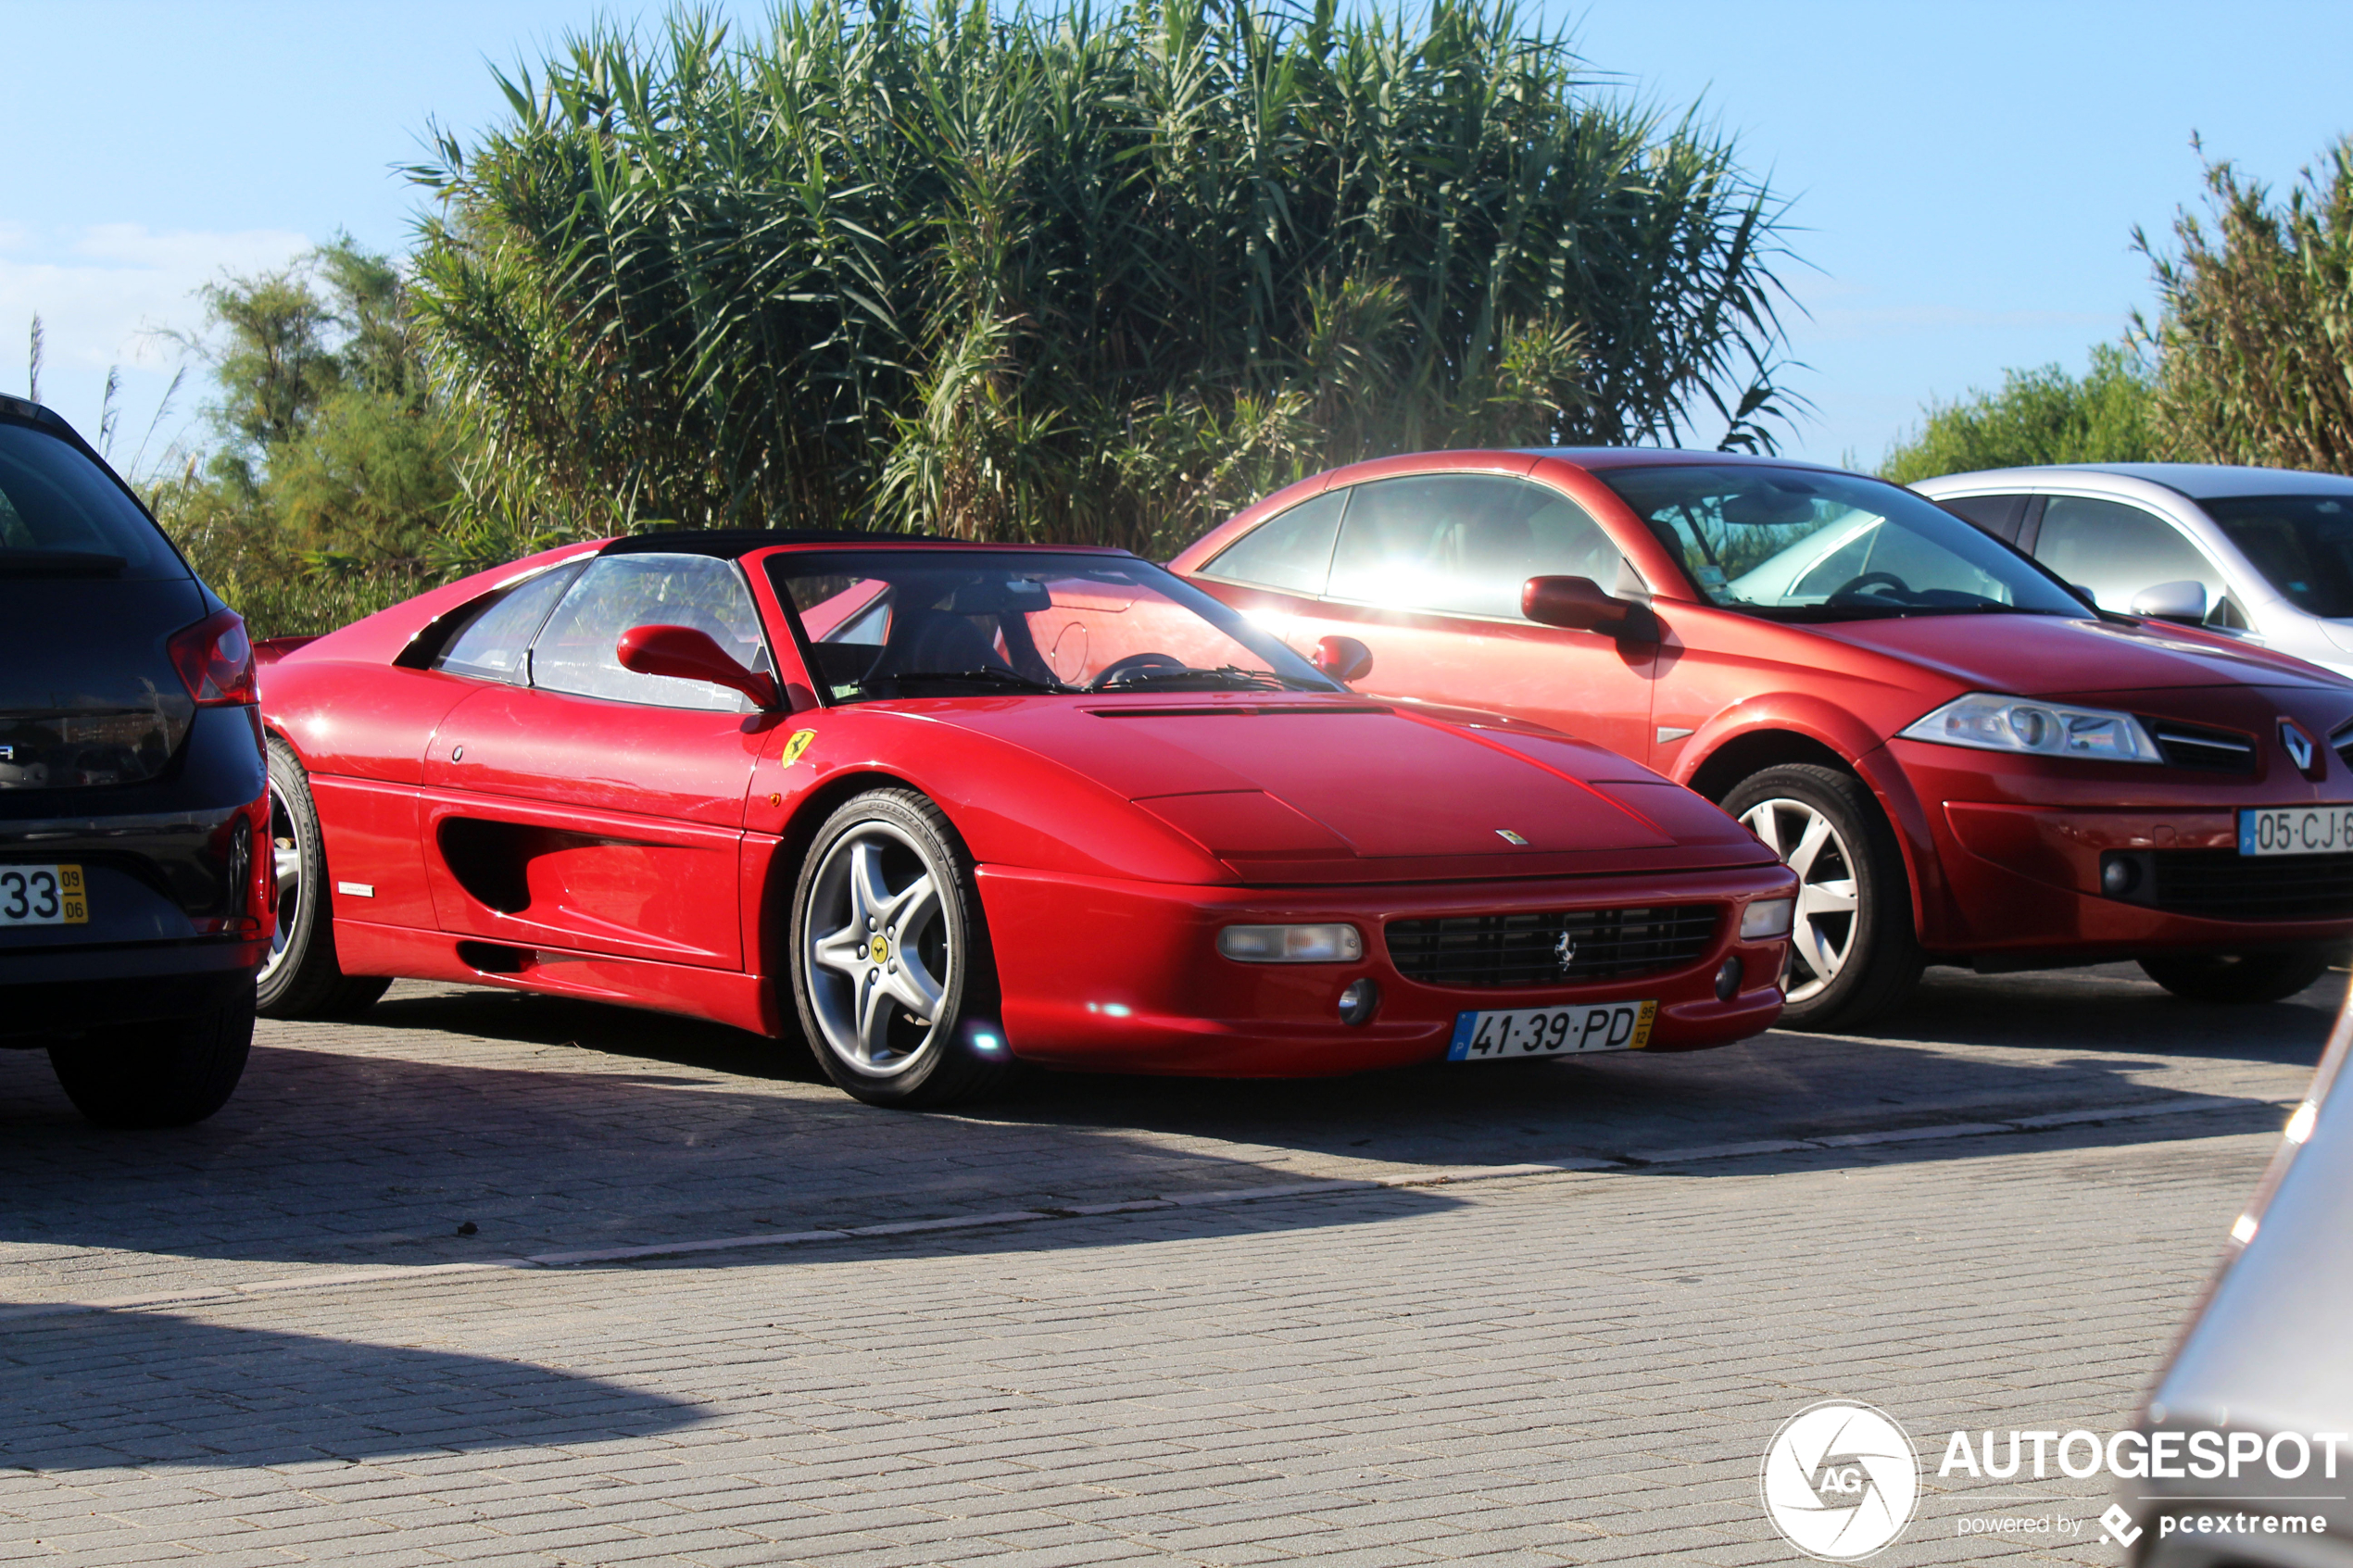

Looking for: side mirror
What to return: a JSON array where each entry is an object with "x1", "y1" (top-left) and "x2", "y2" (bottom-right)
[
  {"x1": 1522, "y1": 575, "x2": 1658, "y2": 643},
  {"x1": 1311, "y1": 634, "x2": 1373, "y2": 684},
  {"x1": 2128, "y1": 580, "x2": 2208, "y2": 623},
  {"x1": 616, "y1": 624, "x2": 779, "y2": 709}
]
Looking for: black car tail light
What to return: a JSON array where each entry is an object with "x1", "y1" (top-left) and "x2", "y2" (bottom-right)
[{"x1": 167, "y1": 608, "x2": 257, "y2": 706}]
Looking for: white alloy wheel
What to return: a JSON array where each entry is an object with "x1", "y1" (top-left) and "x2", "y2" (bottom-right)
[
  {"x1": 1739, "y1": 796, "x2": 1861, "y2": 1004},
  {"x1": 257, "y1": 777, "x2": 305, "y2": 990},
  {"x1": 802, "y1": 819, "x2": 954, "y2": 1076}
]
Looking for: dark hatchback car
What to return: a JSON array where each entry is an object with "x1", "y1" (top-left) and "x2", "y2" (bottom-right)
[{"x1": 0, "y1": 395, "x2": 270, "y2": 1125}]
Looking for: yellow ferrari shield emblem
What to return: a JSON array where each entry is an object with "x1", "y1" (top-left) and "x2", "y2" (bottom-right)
[{"x1": 781, "y1": 729, "x2": 816, "y2": 766}]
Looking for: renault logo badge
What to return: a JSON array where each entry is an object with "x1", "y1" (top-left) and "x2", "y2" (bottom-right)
[{"x1": 2282, "y1": 719, "x2": 2319, "y2": 775}]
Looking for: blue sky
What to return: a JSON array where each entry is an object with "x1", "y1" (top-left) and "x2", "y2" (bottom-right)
[{"x1": 5, "y1": 0, "x2": 2350, "y2": 476}]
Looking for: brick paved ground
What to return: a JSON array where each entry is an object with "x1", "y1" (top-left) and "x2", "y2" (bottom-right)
[{"x1": 0, "y1": 963, "x2": 2339, "y2": 1563}]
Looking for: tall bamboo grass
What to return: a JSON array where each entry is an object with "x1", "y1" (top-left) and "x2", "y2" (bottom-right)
[{"x1": 409, "y1": 0, "x2": 1798, "y2": 557}]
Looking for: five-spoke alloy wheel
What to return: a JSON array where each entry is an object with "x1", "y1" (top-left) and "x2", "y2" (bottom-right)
[
  {"x1": 256, "y1": 737, "x2": 391, "y2": 1020},
  {"x1": 790, "y1": 788, "x2": 1006, "y2": 1107}
]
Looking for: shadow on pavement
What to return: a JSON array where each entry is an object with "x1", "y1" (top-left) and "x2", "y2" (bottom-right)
[
  {"x1": 0, "y1": 962, "x2": 2331, "y2": 1277},
  {"x1": 0, "y1": 1308, "x2": 708, "y2": 1471}
]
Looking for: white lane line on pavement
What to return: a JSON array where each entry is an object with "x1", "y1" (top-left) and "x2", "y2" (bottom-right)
[{"x1": 0, "y1": 1093, "x2": 2293, "y2": 1326}]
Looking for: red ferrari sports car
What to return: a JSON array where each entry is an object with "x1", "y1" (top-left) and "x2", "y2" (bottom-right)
[
  {"x1": 254, "y1": 532, "x2": 1797, "y2": 1106},
  {"x1": 1171, "y1": 449, "x2": 2353, "y2": 1030}
]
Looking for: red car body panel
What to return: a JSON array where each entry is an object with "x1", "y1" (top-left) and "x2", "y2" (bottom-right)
[
  {"x1": 1170, "y1": 448, "x2": 2353, "y2": 967},
  {"x1": 258, "y1": 537, "x2": 1798, "y2": 1075}
]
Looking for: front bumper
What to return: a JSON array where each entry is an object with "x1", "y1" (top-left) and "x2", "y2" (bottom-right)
[
  {"x1": 977, "y1": 862, "x2": 1796, "y2": 1075},
  {"x1": 1895, "y1": 696, "x2": 2353, "y2": 960}
]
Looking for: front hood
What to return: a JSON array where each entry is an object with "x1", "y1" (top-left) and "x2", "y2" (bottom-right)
[
  {"x1": 927, "y1": 698, "x2": 1771, "y2": 883},
  {"x1": 1806, "y1": 613, "x2": 2349, "y2": 696}
]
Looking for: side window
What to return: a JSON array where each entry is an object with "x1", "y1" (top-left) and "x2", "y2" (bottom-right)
[
  {"x1": 1935, "y1": 493, "x2": 2028, "y2": 543},
  {"x1": 1202, "y1": 489, "x2": 1344, "y2": 595},
  {"x1": 530, "y1": 554, "x2": 771, "y2": 711},
  {"x1": 1327, "y1": 474, "x2": 1622, "y2": 620},
  {"x1": 434, "y1": 564, "x2": 582, "y2": 684},
  {"x1": 2034, "y1": 497, "x2": 2223, "y2": 611}
]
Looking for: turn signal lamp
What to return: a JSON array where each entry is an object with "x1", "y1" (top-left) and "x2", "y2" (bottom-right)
[
  {"x1": 1217, "y1": 923, "x2": 1365, "y2": 962},
  {"x1": 1740, "y1": 897, "x2": 1795, "y2": 940}
]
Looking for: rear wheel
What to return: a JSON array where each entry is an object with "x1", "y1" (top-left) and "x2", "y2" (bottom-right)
[
  {"x1": 789, "y1": 789, "x2": 1009, "y2": 1109},
  {"x1": 48, "y1": 985, "x2": 255, "y2": 1127},
  {"x1": 1724, "y1": 763, "x2": 1923, "y2": 1032},
  {"x1": 257, "y1": 736, "x2": 391, "y2": 1020},
  {"x1": 2138, "y1": 948, "x2": 2334, "y2": 1004}
]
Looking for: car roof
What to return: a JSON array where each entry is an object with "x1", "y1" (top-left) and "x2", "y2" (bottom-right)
[
  {"x1": 1917, "y1": 461, "x2": 2353, "y2": 500},
  {"x1": 602, "y1": 529, "x2": 1133, "y2": 560},
  {"x1": 1517, "y1": 446, "x2": 1855, "y2": 474}
]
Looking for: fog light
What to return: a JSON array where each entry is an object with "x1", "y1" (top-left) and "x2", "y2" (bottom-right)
[
  {"x1": 1218, "y1": 923, "x2": 1365, "y2": 962},
  {"x1": 1741, "y1": 897, "x2": 1794, "y2": 940},
  {"x1": 1338, "y1": 978, "x2": 1379, "y2": 1025},
  {"x1": 1715, "y1": 957, "x2": 1743, "y2": 1001},
  {"x1": 2100, "y1": 854, "x2": 2142, "y2": 897}
]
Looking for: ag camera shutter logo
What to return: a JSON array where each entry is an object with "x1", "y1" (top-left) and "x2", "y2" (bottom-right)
[{"x1": 1759, "y1": 1399, "x2": 1919, "y2": 1561}]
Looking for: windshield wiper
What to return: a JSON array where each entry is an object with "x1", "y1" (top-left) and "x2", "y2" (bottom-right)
[
  {"x1": 883, "y1": 667, "x2": 1072, "y2": 693},
  {"x1": 1094, "y1": 664, "x2": 1323, "y2": 693}
]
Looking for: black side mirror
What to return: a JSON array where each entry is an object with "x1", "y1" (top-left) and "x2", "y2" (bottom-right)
[{"x1": 1522, "y1": 576, "x2": 1658, "y2": 644}]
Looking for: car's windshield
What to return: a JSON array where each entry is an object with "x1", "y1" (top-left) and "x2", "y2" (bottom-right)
[
  {"x1": 2205, "y1": 493, "x2": 2353, "y2": 620},
  {"x1": 764, "y1": 550, "x2": 1340, "y2": 703},
  {"x1": 1594, "y1": 464, "x2": 2087, "y2": 621}
]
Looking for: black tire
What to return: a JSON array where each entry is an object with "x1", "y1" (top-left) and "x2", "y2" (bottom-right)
[
  {"x1": 258, "y1": 736, "x2": 391, "y2": 1020},
  {"x1": 788, "y1": 788, "x2": 1009, "y2": 1109},
  {"x1": 48, "y1": 985, "x2": 256, "y2": 1128},
  {"x1": 2138, "y1": 948, "x2": 2334, "y2": 1004},
  {"x1": 1722, "y1": 763, "x2": 1924, "y2": 1032}
]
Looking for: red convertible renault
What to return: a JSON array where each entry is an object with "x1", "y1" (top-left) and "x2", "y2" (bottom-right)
[
  {"x1": 254, "y1": 533, "x2": 1796, "y2": 1106},
  {"x1": 1172, "y1": 450, "x2": 2353, "y2": 1030}
]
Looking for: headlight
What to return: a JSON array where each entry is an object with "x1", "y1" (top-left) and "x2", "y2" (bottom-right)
[
  {"x1": 1895, "y1": 692, "x2": 2161, "y2": 764},
  {"x1": 1216, "y1": 923, "x2": 1365, "y2": 962},
  {"x1": 1741, "y1": 897, "x2": 1794, "y2": 939}
]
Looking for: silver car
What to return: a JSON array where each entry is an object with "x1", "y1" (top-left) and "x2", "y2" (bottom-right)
[
  {"x1": 2123, "y1": 988, "x2": 2352, "y2": 1564},
  {"x1": 1913, "y1": 464, "x2": 2353, "y2": 680}
]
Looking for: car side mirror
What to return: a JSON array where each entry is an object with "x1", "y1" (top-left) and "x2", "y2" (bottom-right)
[
  {"x1": 616, "y1": 624, "x2": 780, "y2": 709},
  {"x1": 2128, "y1": 580, "x2": 2208, "y2": 623},
  {"x1": 1311, "y1": 634, "x2": 1373, "y2": 684},
  {"x1": 1522, "y1": 575, "x2": 1658, "y2": 643}
]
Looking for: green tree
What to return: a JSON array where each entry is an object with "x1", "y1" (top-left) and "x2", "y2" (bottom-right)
[
  {"x1": 149, "y1": 235, "x2": 462, "y2": 634},
  {"x1": 1878, "y1": 343, "x2": 2166, "y2": 483},
  {"x1": 2138, "y1": 137, "x2": 2353, "y2": 471},
  {"x1": 409, "y1": 0, "x2": 1799, "y2": 556}
]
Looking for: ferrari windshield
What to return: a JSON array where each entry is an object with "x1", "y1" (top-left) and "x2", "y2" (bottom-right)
[
  {"x1": 1595, "y1": 464, "x2": 2087, "y2": 621},
  {"x1": 764, "y1": 549, "x2": 1340, "y2": 703},
  {"x1": 2205, "y1": 493, "x2": 2353, "y2": 620}
]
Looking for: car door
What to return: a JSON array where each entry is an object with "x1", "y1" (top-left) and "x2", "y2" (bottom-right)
[
  {"x1": 1263, "y1": 473, "x2": 1658, "y2": 762},
  {"x1": 420, "y1": 552, "x2": 777, "y2": 969},
  {"x1": 2031, "y1": 495, "x2": 2248, "y2": 628}
]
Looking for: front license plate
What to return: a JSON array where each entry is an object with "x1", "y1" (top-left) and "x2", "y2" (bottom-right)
[
  {"x1": 2238, "y1": 806, "x2": 2353, "y2": 857},
  {"x1": 1448, "y1": 999, "x2": 1657, "y2": 1061},
  {"x1": 0, "y1": 864, "x2": 87, "y2": 927}
]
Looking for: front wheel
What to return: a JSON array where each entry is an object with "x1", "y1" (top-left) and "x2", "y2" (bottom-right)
[
  {"x1": 1724, "y1": 763, "x2": 1923, "y2": 1032},
  {"x1": 48, "y1": 986, "x2": 255, "y2": 1127},
  {"x1": 789, "y1": 789, "x2": 1009, "y2": 1108},
  {"x1": 2138, "y1": 948, "x2": 2334, "y2": 1004}
]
